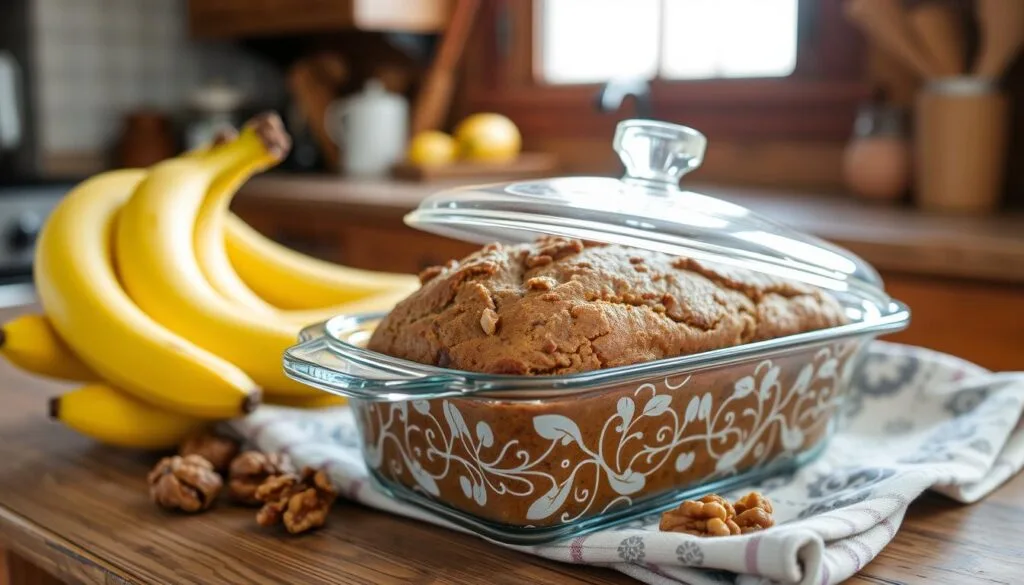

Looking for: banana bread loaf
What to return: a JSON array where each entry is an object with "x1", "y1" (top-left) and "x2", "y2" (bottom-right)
[{"x1": 365, "y1": 236, "x2": 848, "y2": 375}]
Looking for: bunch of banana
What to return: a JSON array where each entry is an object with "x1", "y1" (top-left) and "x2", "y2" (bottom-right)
[{"x1": 0, "y1": 112, "x2": 420, "y2": 450}]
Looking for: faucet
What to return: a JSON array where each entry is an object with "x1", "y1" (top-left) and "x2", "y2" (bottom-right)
[{"x1": 594, "y1": 78, "x2": 653, "y2": 119}]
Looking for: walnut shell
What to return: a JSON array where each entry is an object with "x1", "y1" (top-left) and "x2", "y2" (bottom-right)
[{"x1": 148, "y1": 455, "x2": 223, "y2": 513}]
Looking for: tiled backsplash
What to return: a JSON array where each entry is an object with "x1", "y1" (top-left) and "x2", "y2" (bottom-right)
[{"x1": 32, "y1": 0, "x2": 284, "y2": 155}]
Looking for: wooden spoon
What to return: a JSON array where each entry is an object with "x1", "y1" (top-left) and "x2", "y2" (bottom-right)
[
  {"x1": 867, "y1": 41, "x2": 920, "y2": 107},
  {"x1": 908, "y1": 1, "x2": 966, "y2": 77},
  {"x1": 973, "y1": 0, "x2": 1024, "y2": 80},
  {"x1": 844, "y1": 0, "x2": 941, "y2": 79},
  {"x1": 411, "y1": 0, "x2": 482, "y2": 135}
]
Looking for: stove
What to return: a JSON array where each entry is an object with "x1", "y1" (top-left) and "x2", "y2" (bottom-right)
[{"x1": 0, "y1": 181, "x2": 73, "y2": 307}]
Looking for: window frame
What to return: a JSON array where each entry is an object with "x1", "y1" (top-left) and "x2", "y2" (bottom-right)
[{"x1": 457, "y1": 0, "x2": 871, "y2": 143}]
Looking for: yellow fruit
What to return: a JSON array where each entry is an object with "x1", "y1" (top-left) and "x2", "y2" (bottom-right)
[
  {"x1": 0, "y1": 314, "x2": 100, "y2": 382},
  {"x1": 34, "y1": 169, "x2": 259, "y2": 419},
  {"x1": 191, "y1": 129, "x2": 418, "y2": 324},
  {"x1": 51, "y1": 383, "x2": 210, "y2": 450},
  {"x1": 115, "y1": 128, "x2": 318, "y2": 398},
  {"x1": 407, "y1": 131, "x2": 457, "y2": 166},
  {"x1": 224, "y1": 213, "x2": 419, "y2": 311},
  {"x1": 194, "y1": 126, "x2": 294, "y2": 317},
  {"x1": 454, "y1": 113, "x2": 522, "y2": 163},
  {"x1": 265, "y1": 392, "x2": 347, "y2": 409}
]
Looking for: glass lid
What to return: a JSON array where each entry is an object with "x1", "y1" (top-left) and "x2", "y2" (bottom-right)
[{"x1": 405, "y1": 119, "x2": 886, "y2": 300}]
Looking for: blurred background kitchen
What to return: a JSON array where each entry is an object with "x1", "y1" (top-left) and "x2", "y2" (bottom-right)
[{"x1": 0, "y1": 0, "x2": 1021, "y2": 369}]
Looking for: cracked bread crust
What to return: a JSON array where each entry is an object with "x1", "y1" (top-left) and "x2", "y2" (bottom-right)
[{"x1": 366, "y1": 236, "x2": 848, "y2": 375}]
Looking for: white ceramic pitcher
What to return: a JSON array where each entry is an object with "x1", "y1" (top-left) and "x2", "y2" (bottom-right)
[{"x1": 326, "y1": 79, "x2": 408, "y2": 177}]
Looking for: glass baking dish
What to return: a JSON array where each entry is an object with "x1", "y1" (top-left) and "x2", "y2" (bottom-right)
[{"x1": 282, "y1": 119, "x2": 911, "y2": 544}]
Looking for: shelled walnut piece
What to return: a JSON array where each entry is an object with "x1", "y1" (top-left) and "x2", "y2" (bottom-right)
[
  {"x1": 178, "y1": 431, "x2": 240, "y2": 472},
  {"x1": 660, "y1": 492, "x2": 774, "y2": 537},
  {"x1": 733, "y1": 491, "x2": 775, "y2": 532},
  {"x1": 227, "y1": 451, "x2": 293, "y2": 506},
  {"x1": 255, "y1": 466, "x2": 338, "y2": 534},
  {"x1": 148, "y1": 455, "x2": 223, "y2": 513}
]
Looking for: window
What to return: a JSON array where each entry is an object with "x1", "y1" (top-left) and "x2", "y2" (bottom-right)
[
  {"x1": 538, "y1": 0, "x2": 800, "y2": 84},
  {"x1": 458, "y1": 0, "x2": 865, "y2": 165}
]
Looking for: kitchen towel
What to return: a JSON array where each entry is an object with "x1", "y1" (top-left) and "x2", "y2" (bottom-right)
[{"x1": 230, "y1": 341, "x2": 1024, "y2": 585}]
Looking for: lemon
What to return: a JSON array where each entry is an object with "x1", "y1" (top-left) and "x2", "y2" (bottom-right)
[
  {"x1": 454, "y1": 113, "x2": 522, "y2": 163},
  {"x1": 406, "y1": 131, "x2": 457, "y2": 166}
]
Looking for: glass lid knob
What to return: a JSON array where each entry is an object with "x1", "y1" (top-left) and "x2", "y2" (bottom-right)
[{"x1": 613, "y1": 119, "x2": 707, "y2": 189}]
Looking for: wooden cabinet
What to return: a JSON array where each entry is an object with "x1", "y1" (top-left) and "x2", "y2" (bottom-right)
[{"x1": 187, "y1": 0, "x2": 451, "y2": 38}]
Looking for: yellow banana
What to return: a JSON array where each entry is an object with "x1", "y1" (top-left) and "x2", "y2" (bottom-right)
[
  {"x1": 50, "y1": 384, "x2": 210, "y2": 450},
  {"x1": 194, "y1": 129, "x2": 283, "y2": 316},
  {"x1": 265, "y1": 392, "x2": 347, "y2": 409},
  {"x1": 34, "y1": 169, "x2": 260, "y2": 418},
  {"x1": 197, "y1": 193, "x2": 281, "y2": 316},
  {"x1": 195, "y1": 132, "x2": 419, "y2": 325},
  {"x1": 224, "y1": 213, "x2": 420, "y2": 310},
  {"x1": 115, "y1": 121, "x2": 318, "y2": 397},
  {"x1": 0, "y1": 314, "x2": 100, "y2": 382}
]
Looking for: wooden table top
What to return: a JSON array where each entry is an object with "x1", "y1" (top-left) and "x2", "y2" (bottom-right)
[
  {"x1": 238, "y1": 174, "x2": 1024, "y2": 286},
  {"x1": 0, "y1": 305, "x2": 1022, "y2": 585}
]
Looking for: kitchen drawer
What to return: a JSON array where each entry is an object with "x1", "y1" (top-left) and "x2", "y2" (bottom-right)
[
  {"x1": 187, "y1": 0, "x2": 450, "y2": 38},
  {"x1": 879, "y1": 275, "x2": 1024, "y2": 372}
]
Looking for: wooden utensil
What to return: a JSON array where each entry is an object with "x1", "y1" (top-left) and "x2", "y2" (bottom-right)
[
  {"x1": 114, "y1": 111, "x2": 176, "y2": 168},
  {"x1": 908, "y1": 1, "x2": 966, "y2": 77},
  {"x1": 973, "y1": 0, "x2": 1024, "y2": 80},
  {"x1": 867, "y1": 41, "x2": 921, "y2": 106},
  {"x1": 411, "y1": 0, "x2": 481, "y2": 135},
  {"x1": 915, "y1": 78, "x2": 1009, "y2": 214},
  {"x1": 287, "y1": 52, "x2": 348, "y2": 172},
  {"x1": 844, "y1": 0, "x2": 941, "y2": 79}
]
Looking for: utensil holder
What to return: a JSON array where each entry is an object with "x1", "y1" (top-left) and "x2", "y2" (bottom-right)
[{"x1": 913, "y1": 78, "x2": 1009, "y2": 214}]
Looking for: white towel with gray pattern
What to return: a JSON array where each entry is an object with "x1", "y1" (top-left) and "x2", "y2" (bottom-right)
[{"x1": 230, "y1": 341, "x2": 1024, "y2": 585}]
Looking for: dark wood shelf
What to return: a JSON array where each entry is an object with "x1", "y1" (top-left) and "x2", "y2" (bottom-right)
[{"x1": 187, "y1": 0, "x2": 451, "y2": 39}]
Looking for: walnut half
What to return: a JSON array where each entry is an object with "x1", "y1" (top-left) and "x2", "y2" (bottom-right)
[
  {"x1": 659, "y1": 495, "x2": 741, "y2": 537},
  {"x1": 660, "y1": 492, "x2": 774, "y2": 537},
  {"x1": 148, "y1": 455, "x2": 223, "y2": 513},
  {"x1": 228, "y1": 451, "x2": 292, "y2": 506},
  {"x1": 255, "y1": 467, "x2": 338, "y2": 534},
  {"x1": 733, "y1": 492, "x2": 775, "y2": 534}
]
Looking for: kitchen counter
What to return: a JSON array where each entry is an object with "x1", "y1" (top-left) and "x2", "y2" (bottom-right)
[
  {"x1": 238, "y1": 174, "x2": 1024, "y2": 286},
  {"x1": 0, "y1": 302, "x2": 1023, "y2": 585}
]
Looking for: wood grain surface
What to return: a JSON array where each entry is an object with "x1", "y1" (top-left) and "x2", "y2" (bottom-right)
[{"x1": 0, "y1": 300, "x2": 1022, "y2": 585}]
